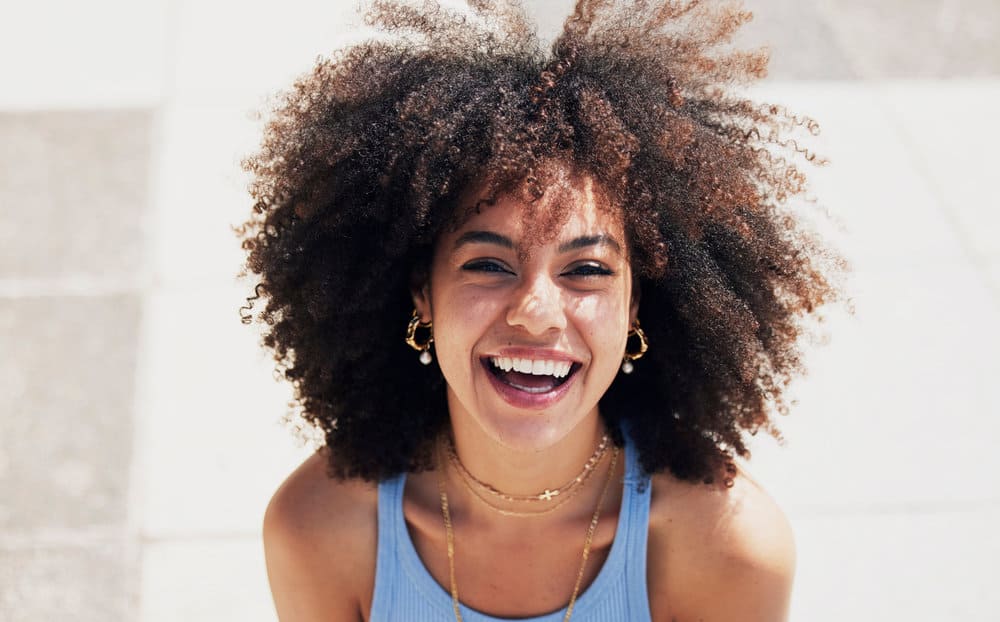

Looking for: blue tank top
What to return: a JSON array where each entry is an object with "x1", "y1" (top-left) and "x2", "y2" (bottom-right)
[{"x1": 369, "y1": 437, "x2": 653, "y2": 621}]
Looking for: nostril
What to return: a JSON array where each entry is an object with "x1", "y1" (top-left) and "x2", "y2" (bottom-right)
[{"x1": 505, "y1": 288, "x2": 568, "y2": 334}]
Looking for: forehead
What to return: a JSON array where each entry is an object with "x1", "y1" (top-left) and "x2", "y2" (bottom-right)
[{"x1": 448, "y1": 171, "x2": 624, "y2": 248}]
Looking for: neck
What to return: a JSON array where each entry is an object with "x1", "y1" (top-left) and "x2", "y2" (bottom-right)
[{"x1": 442, "y1": 392, "x2": 610, "y2": 509}]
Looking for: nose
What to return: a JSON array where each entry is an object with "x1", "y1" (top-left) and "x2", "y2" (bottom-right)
[{"x1": 505, "y1": 271, "x2": 567, "y2": 335}]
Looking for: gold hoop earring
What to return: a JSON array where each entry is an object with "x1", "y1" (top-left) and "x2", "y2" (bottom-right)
[
  {"x1": 621, "y1": 320, "x2": 648, "y2": 375},
  {"x1": 405, "y1": 309, "x2": 434, "y2": 365}
]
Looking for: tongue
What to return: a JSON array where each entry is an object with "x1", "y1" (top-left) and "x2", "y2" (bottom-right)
[{"x1": 500, "y1": 370, "x2": 558, "y2": 392}]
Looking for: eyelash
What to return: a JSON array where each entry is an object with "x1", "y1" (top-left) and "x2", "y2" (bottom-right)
[
  {"x1": 461, "y1": 260, "x2": 613, "y2": 277},
  {"x1": 565, "y1": 263, "x2": 614, "y2": 277},
  {"x1": 462, "y1": 259, "x2": 513, "y2": 274}
]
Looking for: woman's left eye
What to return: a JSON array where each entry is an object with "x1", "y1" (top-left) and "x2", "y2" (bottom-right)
[{"x1": 563, "y1": 263, "x2": 614, "y2": 277}]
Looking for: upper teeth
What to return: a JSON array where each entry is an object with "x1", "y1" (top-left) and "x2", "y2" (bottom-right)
[{"x1": 490, "y1": 357, "x2": 573, "y2": 378}]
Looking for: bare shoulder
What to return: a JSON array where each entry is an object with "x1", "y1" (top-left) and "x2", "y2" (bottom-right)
[
  {"x1": 263, "y1": 449, "x2": 379, "y2": 622},
  {"x1": 646, "y1": 465, "x2": 796, "y2": 622}
]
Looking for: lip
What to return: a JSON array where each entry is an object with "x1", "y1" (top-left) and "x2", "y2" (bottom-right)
[{"x1": 480, "y1": 356, "x2": 581, "y2": 410}]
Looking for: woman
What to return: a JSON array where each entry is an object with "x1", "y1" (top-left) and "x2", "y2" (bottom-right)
[{"x1": 240, "y1": 1, "x2": 843, "y2": 620}]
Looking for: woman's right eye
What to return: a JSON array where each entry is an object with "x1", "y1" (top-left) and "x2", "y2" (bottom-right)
[{"x1": 461, "y1": 259, "x2": 513, "y2": 274}]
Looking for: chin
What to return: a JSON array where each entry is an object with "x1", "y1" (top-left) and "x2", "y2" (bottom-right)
[
  {"x1": 474, "y1": 409, "x2": 576, "y2": 453},
  {"x1": 472, "y1": 386, "x2": 601, "y2": 454}
]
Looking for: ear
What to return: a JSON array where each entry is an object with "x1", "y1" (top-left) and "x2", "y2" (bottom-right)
[
  {"x1": 628, "y1": 278, "x2": 641, "y2": 326},
  {"x1": 410, "y1": 270, "x2": 432, "y2": 323}
]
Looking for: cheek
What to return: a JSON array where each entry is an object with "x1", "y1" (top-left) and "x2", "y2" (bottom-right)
[
  {"x1": 434, "y1": 288, "x2": 498, "y2": 334},
  {"x1": 577, "y1": 283, "x2": 631, "y2": 322},
  {"x1": 430, "y1": 288, "x2": 496, "y2": 370},
  {"x1": 572, "y1": 294, "x2": 631, "y2": 356},
  {"x1": 431, "y1": 321, "x2": 474, "y2": 397}
]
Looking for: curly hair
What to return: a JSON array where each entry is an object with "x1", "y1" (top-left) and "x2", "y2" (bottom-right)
[{"x1": 239, "y1": 0, "x2": 844, "y2": 484}]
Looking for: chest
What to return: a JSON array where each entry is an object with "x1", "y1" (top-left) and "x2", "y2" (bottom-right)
[{"x1": 408, "y1": 513, "x2": 617, "y2": 619}]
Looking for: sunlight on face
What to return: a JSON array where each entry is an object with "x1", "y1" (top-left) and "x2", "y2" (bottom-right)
[{"x1": 413, "y1": 168, "x2": 639, "y2": 451}]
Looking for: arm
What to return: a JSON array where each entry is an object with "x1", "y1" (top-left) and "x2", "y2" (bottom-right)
[
  {"x1": 263, "y1": 455, "x2": 376, "y2": 622},
  {"x1": 679, "y1": 514, "x2": 795, "y2": 621},
  {"x1": 649, "y1": 471, "x2": 796, "y2": 622}
]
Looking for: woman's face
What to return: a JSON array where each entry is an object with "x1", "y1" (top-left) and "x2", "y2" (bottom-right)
[{"x1": 413, "y1": 172, "x2": 638, "y2": 451}]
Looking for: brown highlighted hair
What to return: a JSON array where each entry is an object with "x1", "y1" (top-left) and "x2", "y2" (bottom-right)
[{"x1": 239, "y1": 0, "x2": 845, "y2": 483}]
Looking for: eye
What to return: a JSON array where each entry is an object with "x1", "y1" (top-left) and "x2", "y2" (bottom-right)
[
  {"x1": 563, "y1": 262, "x2": 614, "y2": 277},
  {"x1": 461, "y1": 259, "x2": 514, "y2": 275}
]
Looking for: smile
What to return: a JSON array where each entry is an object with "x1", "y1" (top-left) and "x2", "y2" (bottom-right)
[{"x1": 480, "y1": 356, "x2": 582, "y2": 407}]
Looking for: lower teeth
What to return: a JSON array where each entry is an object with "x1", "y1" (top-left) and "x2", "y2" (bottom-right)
[{"x1": 506, "y1": 381, "x2": 555, "y2": 394}]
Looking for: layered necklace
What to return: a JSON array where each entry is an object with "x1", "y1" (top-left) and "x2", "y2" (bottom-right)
[
  {"x1": 436, "y1": 436, "x2": 620, "y2": 622},
  {"x1": 446, "y1": 433, "x2": 611, "y2": 508}
]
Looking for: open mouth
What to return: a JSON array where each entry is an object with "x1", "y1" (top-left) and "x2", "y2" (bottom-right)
[{"x1": 482, "y1": 356, "x2": 581, "y2": 394}]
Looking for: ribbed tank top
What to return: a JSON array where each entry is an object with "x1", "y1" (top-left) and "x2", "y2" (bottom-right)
[{"x1": 369, "y1": 437, "x2": 653, "y2": 621}]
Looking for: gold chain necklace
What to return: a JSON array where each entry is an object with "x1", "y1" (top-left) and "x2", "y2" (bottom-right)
[
  {"x1": 437, "y1": 445, "x2": 620, "y2": 622},
  {"x1": 446, "y1": 433, "x2": 610, "y2": 503},
  {"x1": 451, "y1": 458, "x2": 587, "y2": 517}
]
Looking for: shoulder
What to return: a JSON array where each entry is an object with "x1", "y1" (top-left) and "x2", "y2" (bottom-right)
[
  {"x1": 263, "y1": 449, "x2": 380, "y2": 622},
  {"x1": 646, "y1": 465, "x2": 795, "y2": 622}
]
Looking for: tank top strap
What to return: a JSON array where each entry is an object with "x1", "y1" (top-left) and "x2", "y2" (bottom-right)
[
  {"x1": 621, "y1": 434, "x2": 653, "y2": 619},
  {"x1": 370, "y1": 472, "x2": 406, "y2": 619}
]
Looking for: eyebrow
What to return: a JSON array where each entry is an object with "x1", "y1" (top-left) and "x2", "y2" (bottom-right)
[
  {"x1": 557, "y1": 234, "x2": 622, "y2": 255},
  {"x1": 453, "y1": 230, "x2": 623, "y2": 254},
  {"x1": 453, "y1": 231, "x2": 515, "y2": 250}
]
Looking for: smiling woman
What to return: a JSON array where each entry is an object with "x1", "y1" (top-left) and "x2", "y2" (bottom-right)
[
  {"x1": 419, "y1": 170, "x2": 635, "y2": 455},
  {"x1": 238, "y1": 1, "x2": 844, "y2": 621}
]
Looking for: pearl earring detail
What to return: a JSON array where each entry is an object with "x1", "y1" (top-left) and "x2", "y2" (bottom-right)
[
  {"x1": 405, "y1": 309, "x2": 434, "y2": 365},
  {"x1": 621, "y1": 320, "x2": 648, "y2": 374}
]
